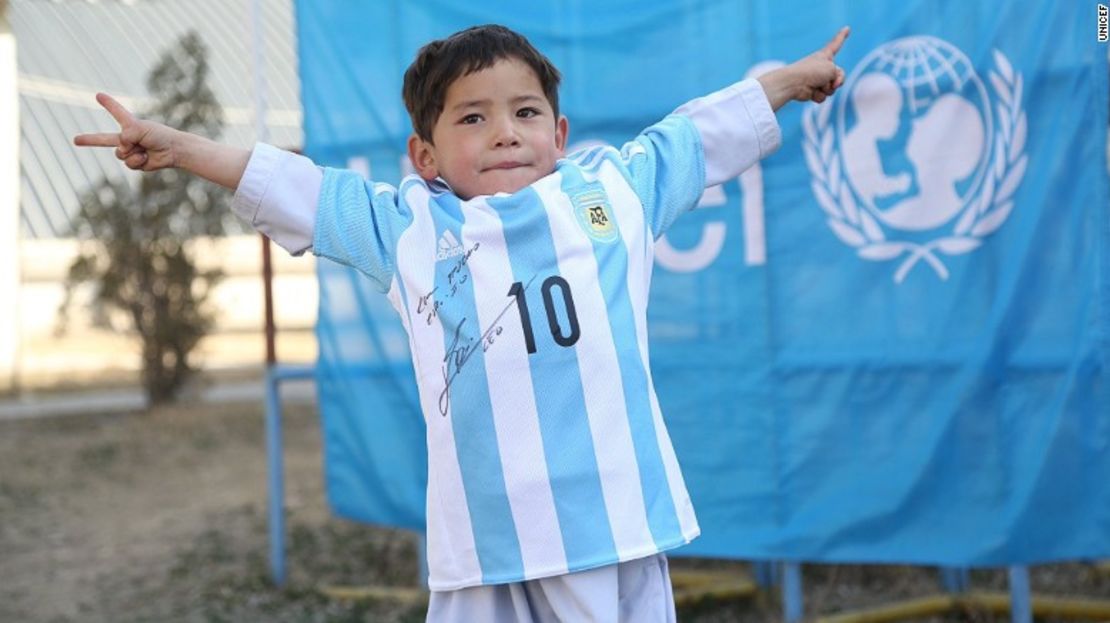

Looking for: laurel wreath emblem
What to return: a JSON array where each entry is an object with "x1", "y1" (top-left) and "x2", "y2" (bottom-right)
[{"x1": 803, "y1": 49, "x2": 1028, "y2": 283}]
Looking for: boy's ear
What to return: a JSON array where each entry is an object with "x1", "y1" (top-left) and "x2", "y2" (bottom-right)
[
  {"x1": 555, "y1": 115, "x2": 569, "y2": 155},
  {"x1": 407, "y1": 134, "x2": 439, "y2": 181}
]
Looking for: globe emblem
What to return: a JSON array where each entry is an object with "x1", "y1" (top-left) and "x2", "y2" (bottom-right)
[
  {"x1": 835, "y1": 37, "x2": 993, "y2": 232},
  {"x1": 804, "y1": 37, "x2": 1026, "y2": 283}
]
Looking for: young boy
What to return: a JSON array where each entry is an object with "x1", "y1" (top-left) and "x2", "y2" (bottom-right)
[{"x1": 77, "y1": 24, "x2": 849, "y2": 622}]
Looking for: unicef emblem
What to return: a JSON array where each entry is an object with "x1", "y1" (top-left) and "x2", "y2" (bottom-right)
[{"x1": 803, "y1": 37, "x2": 1027, "y2": 283}]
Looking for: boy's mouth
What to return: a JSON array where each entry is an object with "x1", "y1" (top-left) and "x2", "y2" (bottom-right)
[{"x1": 484, "y1": 161, "x2": 528, "y2": 171}]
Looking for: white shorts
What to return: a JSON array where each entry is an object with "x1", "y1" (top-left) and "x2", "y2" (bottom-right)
[{"x1": 425, "y1": 554, "x2": 676, "y2": 623}]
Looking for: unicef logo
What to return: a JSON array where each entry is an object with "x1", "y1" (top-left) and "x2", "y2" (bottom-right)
[{"x1": 804, "y1": 37, "x2": 1028, "y2": 283}]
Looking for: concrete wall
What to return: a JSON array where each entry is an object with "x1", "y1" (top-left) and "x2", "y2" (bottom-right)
[
  {"x1": 1, "y1": 8, "x2": 19, "y2": 392},
  {"x1": 10, "y1": 235, "x2": 318, "y2": 390}
]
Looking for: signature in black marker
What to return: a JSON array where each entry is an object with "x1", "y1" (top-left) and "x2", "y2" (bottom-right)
[
  {"x1": 418, "y1": 242, "x2": 481, "y2": 324},
  {"x1": 446, "y1": 242, "x2": 480, "y2": 296},
  {"x1": 417, "y1": 288, "x2": 443, "y2": 325},
  {"x1": 437, "y1": 275, "x2": 535, "y2": 417}
]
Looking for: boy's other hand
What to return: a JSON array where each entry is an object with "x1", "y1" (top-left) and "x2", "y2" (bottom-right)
[
  {"x1": 74, "y1": 93, "x2": 178, "y2": 171},
  {"x1": 758, "y1": 26, "x2": 850, "y2": 111},
  {"x1": 792, "y1": 26, "x2": 849, "y2": 103}
]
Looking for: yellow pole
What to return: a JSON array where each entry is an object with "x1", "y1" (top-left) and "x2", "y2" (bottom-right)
[{"x1": 817, "y1": 592, "x2": 1110, "y2": 623}]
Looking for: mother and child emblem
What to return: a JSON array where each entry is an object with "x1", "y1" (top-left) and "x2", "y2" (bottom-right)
[{"x1": 804, "y1": 36, "x2": 1027, "y2": 283}]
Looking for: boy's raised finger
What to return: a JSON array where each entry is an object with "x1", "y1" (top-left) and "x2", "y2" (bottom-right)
[
  {"x1": 823, "y1": 26, "x2": 850, "y2": 58},
  {"x1": 96, "y1": 92, "x2": 136, "y2": 127},
  {"x1": 73, "y1": 132, "x2": 120, "y2": 147}
]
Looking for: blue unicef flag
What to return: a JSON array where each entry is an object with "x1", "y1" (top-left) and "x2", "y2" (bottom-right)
[{"x1": 297, "y1": 0, "x2": 1110, "y2": 564}]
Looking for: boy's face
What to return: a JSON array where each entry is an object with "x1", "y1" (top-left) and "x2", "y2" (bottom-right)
[{"x1": 408, "y1": 58, "x2": 569, "y2": 200}]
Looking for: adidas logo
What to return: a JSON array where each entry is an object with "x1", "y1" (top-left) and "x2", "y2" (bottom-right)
[{"x1": 436, "y1": 230, "x2": 465, "y2": 261}]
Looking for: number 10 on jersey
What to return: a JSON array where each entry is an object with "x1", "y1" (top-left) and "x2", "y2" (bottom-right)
[{"x1": 508, "y1": 277, "x2": 581, "y2": 354}]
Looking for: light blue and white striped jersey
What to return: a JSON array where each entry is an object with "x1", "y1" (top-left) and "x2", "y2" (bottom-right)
[{"x1": 234, "y1": 78, "x2": 780, "y2": 590}]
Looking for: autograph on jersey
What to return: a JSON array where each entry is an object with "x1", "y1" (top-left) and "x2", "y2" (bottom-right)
[{"x1": 437, "y1": 275, "x2": 537, "y2": 417}]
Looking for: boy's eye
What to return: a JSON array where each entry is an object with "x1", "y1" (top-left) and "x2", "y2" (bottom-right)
[
  {"x1": 460, "y1": 114, "x2": 482, "y2": 125},
  {"x1": 517, "y1": 107, "x2": 541, "y2": 118}
]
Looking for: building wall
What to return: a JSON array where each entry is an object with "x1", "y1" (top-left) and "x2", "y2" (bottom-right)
[
  {"x1": 1, "y1": 6, "x2": 20, "y2": 389},
  {"x1": 5, "y1": 0, "x2": 308, "y2": 391},
  {"x1": 9, "y1": 235, "x2": 318, "y2": 391}
]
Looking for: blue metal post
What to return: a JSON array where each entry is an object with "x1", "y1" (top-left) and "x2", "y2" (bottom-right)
[
  {"x1": 782, "y1": 562, "x2": 804, "y2": 623},
  {"x1": 417, "y1": 533, "x2": 429, "y2": 589},
  {"x1": 940, "y1": 566, "x2": 970, "y2": 593},
  {"x1": 1009, "y1": 566, "x2": 1032, "y2": 623},
  {"x1": 265, "y1": 366, "x2": 286, "y2": 585},
  {"x1": 754, "y1": 560, "x2": 778, "y2": 588}
]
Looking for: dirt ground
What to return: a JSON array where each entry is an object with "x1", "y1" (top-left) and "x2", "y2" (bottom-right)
[{"x1": 2, "y1": 400, "x2": 1108, "y2": 623}]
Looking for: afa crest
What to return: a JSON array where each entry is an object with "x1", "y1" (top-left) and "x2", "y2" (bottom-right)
[{"x1": 572, "y1": 187, "x2": 618, "y2": 243}]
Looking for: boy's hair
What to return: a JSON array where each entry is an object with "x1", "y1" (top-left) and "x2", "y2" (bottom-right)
[{"x1": 402, "y1": 24, "x2": 562, "y2": 143}]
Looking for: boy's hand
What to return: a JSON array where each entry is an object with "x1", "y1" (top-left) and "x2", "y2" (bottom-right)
[
  {"x1": 74, "y1": 93, "x2": 179, "y2": 171},
  {"x1": 758, "y1": 27, "x2": 850, "y2": 111},
  {"x1": 74, "y1": 92, "x2": 251, "y2": 190},
  {"x1": 790, "y1": 26, "x2": 849, "y2": 103}
]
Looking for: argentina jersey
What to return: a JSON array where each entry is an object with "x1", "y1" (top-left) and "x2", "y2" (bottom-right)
[{"x1": 236, "y1": 78, "x2": 781, "y2": 591}]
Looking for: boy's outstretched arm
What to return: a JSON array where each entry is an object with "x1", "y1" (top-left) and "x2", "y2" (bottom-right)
[
  {"x1": 667, "y1": 26, "x2": 851, "y2": 191},
  {"x1": 73, "y1": 93, "x2": 251, "y2": 190},
  {"x1": 758, "y1": 27, "x2": 850, "y2": 110}
]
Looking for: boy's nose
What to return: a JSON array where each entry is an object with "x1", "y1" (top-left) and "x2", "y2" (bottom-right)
[{"x1": 491, "y1": 118, "x2": 521, "y2": 148}]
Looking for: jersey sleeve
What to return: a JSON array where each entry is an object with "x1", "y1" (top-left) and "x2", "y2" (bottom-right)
[
  {"x1": 620, "y1": 78, "x2": 782, "y2": 239},
  {"x1": 312, "y1": 169, "x2": 408, "y2": 292},
  {"x1": 231, "y1": 143, "x2": 408, "y2": 292},
  {"x1": 619, "y1": 115, "x2": 708, "y2": 239}
]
